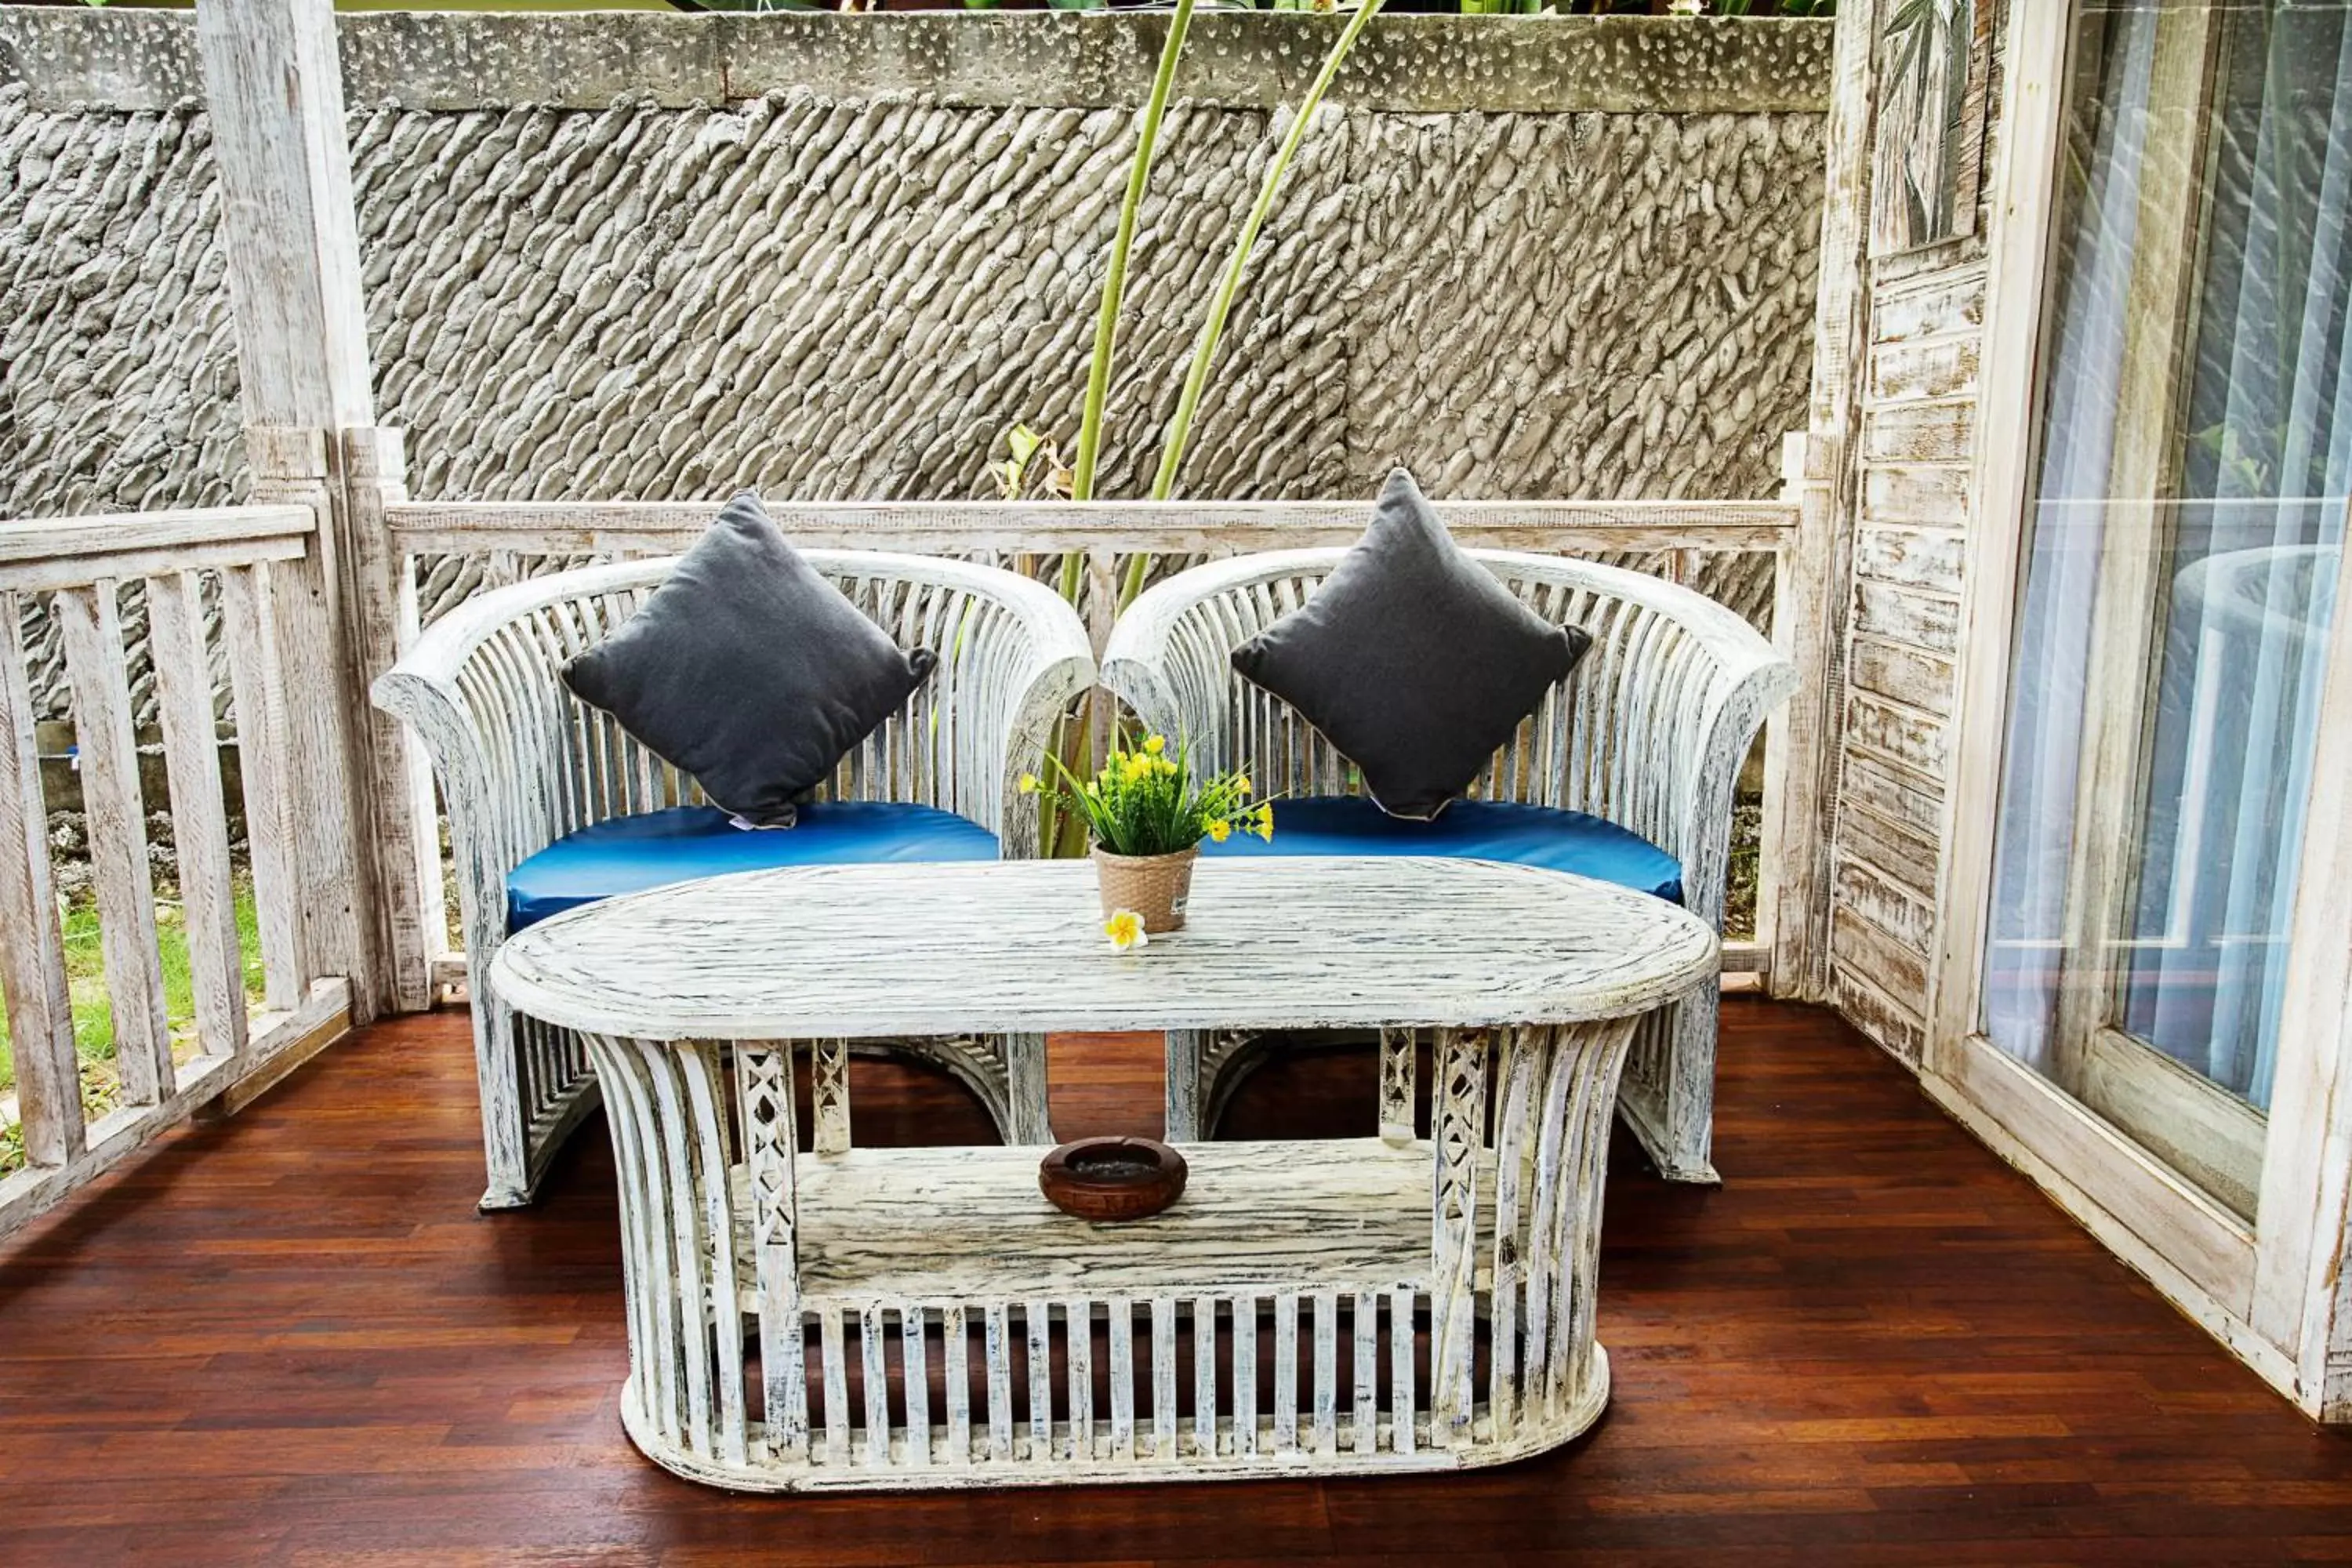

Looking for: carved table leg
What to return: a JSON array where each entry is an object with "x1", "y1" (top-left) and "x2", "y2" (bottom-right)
[
  {"x1": 1004, "y1": 1031, "x2": 1052, "y2": 1145},
  {"x1": 1429, "y1": 1026, "x2": 1489, "y2": 1448},
  {"x1": 1379, "y1": 1026, "x2": 1418, "y2": 1145},
  {"x1": 736, "y1": 1040, "x2": 806, "y2": 1462},
  {"x1": 582, "y1": 1031, "x2": 750, "y2": 1478},
  {"x1": 568, "y1": 1009, "x2": 1645, "y2": 1494},
  {"x1": 1164, "y1": 1029, "x2": 1206, "y2": 1142},
  {"x1": 811, "y1": 1036, "x2": 851, "y2": 1156}
]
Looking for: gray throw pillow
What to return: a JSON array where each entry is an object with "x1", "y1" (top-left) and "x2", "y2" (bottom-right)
[
  {"x1": 561, "y1": 492, "x2": 936, "y2": 828},
  {"x1": 1231, "y1": 468, "x2": 1592, "y2": 821}
]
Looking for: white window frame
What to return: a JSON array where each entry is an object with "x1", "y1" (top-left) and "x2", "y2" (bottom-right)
[{"x1": 1924, "y1": 0, "x2": 2352, "y2": 1420}]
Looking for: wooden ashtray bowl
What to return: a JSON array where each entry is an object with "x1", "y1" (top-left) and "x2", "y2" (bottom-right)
[{"x1": 1038, "y1": 1136, "x2": 1189, "y2": 1222}]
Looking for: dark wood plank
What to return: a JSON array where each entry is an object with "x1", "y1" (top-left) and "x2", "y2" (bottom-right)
[{"x1": 1, "y1": 999, "x2": 2348, "y2": 1564}]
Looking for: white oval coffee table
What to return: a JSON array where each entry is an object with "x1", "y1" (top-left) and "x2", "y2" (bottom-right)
[{"x1": 492, "y1": 855, "x2": 1715, "y2": 1492}]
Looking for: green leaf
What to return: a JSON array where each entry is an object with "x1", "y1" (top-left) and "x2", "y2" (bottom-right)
[
  {"x1": 1071, "y1": 0, "x2": 1201, "y2": 499},
  {"x1": 1152, "y1": 0, "x2": 1387, "y2": 499}
]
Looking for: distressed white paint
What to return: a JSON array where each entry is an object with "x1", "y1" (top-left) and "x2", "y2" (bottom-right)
[
  {"x1": 488, "y1": 855, "x2": 1708, "y2": 1486},
  {"x1": 0, "y1": 592, "x2": 80, "y2": 1171},
  {"x1": 147, "y1": 572, "x2": 249, "y2": 1062},
  {"x1": 197, "y1": 0, "x2": 424, "y2": 1020},
  {"x1": 58, "y1": 583, "x2": 173, "y2": 1106},
  {"x1": 384, "y1": 499, "x2": 1801, "y2": 559},
  {"x1": 494, "y1": 858, "x2": 1719, "y2": 1043},
  {"x1": 1102, "y1": 548, "x2": 1789, "y2": 1181},
  {"x1": 375, "y1": 550, "x2": 1096, "y2": 1207},
  {"x1": 1765, "y1": 0, "x2": 1882, "y2": 1010}
]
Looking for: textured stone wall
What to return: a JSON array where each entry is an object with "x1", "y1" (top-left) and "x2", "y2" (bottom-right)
[
  {"x1": 3, "y1": 13, "x2": 1826, "y2": 731},
  {"x1": 0, "y1": 89, "x2": 247, "y2": 517},
  {"x1": 5, "y1": 11, "x2": 1828, "y2": 522},
  {"x1": 347, "y1": 94, "x2": 1824, "y2": 507}
]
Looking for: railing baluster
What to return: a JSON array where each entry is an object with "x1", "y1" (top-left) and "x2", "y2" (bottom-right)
[
  {"x1": 217, "y1": 563, "x2": 301, "y2": 1011},
  {"x1": 1065, "y1": 1294, "x2": 1092, "y2": 1462},
  {"x1": 942, "y1": 1303, "x2": 971, "y2": 1464},
  {"x1": 147, "y1": 572, "x2": 246, "y2": 1061},
  {"x1": 1272, "y1": 1291, "x2": 1298, "y2": 1455},
  {"x1": 859, "y1": 1302, "x2": 891, "y2": 1468},
  {"x1": 1350, "y1": 1290, "x2": 1377, "y2": 1454},
  {"x1": 1025, "y1": 1298, "x2": 1054, "y2": 1462},
  {"x1": 1192, "y1": 1295, "x2": 1218, "y2": 1458},
  {"x1": 821, "y1": 1308, "x2": 851, "y2": 1465},
  {"x1": 1311, "y1": 1290, "x2": 1338, "y2": 1457},
  {"x1": 1232, "y1": 1292, "x2": 1257, "y2": 1458},
  {"x1": 1389, "y1": 1287, "x2": 1416, "y2": 1456},
  {"x1": 56, "y1": 581, "x2": 172, "y2": 1106},
  {"x1": 902, "y1": 1303, "x2": 931, "y2": 1468},
  {"x1": 0, "y1": 592, "x2": 83, "y2": 1168},
  {"x1": 1151, "y1": 1296, "x2": 1178, "y2": 1460},
  {"x1": 984, "y1": 1303, "x2": 1014, "y2": 1462},
  {"x1": 1108, "y1": 1297, "x2": 1134, "y2": 1461}
]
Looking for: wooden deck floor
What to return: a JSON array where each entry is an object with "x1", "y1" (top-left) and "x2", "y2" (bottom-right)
[{"x1": 3, "y1": 998, "x2": 2350, "y2": 1564}]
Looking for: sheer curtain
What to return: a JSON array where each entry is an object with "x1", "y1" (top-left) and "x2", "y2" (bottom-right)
[
  {"x1": 1986, "y1": 2, "x2": 2352, "y2": 1111},
  {"x1": 1981, "y1": 10, "x2": 2160, "y2": 1078}
]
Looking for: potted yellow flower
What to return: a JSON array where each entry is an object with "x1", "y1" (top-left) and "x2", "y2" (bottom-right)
[{"x1": 1022, "y1": 733, "x2": 1270, "y2": 935}]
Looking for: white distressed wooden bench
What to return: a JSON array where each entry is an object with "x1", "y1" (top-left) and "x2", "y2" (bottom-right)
[
  {"x1": 372, "y1": 552, "x2": 1097, "y2": 1209},
  {"x1": 490, "y1": 855, "x2": 1718, "y2": 1491},
  {"x1": 1103, "y1": 550, "x2": 1795, "y2": 1182}
]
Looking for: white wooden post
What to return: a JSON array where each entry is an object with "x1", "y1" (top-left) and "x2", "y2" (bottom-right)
[
  {"x1": 194, "y1": 0, "x2": 433, "y2": 1016},
  {"x1": 1760, "y1": 0, "x2": 1882, "y2": 1003},
  {"x1": 343, "y1": 425, "x2": 443, "y2": 1007},
  {"x1": 237, "y1": 427, "x2": 373, "y2": 1014}
]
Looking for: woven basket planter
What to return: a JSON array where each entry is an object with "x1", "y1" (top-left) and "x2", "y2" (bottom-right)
[{"x1": 1091, "y1": 844, "x2": 1200, "y2": 933}]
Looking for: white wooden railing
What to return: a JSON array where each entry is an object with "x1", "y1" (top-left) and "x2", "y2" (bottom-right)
[
  {"x1": 0, "y1": 0, "x2": 1831, "y2": 1241},
  {"x1": 385, "y1": 495, "x2": 1801, "y2": 978},
  {"x1": 0, "y1": 506, "x2": 355, "y2": 1239},
  {"x1": 0, "y1": 488, "x2": 1801, "y2": 1240}
]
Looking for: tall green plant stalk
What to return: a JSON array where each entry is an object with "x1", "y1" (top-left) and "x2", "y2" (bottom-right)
[
  {"x1": 1071, "y1": 0, "x2": 1200, "y2": 500},
  {"x1": 1146, "y1": 0, "x2": 1385, "y2": 513}
]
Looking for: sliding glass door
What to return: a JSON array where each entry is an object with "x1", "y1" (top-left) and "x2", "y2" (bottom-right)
[{"x1": 1984, "y1": 0, "x2": 2350, "y2": 1221}]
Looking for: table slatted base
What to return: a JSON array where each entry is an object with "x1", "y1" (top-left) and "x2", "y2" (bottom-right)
[{"x1": 583, "y1": 1016, "x2": 1636, "y2": 1490}]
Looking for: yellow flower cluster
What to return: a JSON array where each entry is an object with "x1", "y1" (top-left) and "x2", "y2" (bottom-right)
[
  {"x1": 1021, "y1": 731, "x2": 1271, "y2": 858},
  {"x1": 1110, "y1": 751, "x2": 1180, "y2": 786},
  {"x1": 1204, "y1": 802, "x2": 1274, "y2": 844}
]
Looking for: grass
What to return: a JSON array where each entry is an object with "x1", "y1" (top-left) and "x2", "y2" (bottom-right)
[
  {"x1": 1727, "y1": 793, "x2": 1762, "y2": 942},
  {"x1": 0, "y1": 877, "x2": 267, "y2": 1178}
]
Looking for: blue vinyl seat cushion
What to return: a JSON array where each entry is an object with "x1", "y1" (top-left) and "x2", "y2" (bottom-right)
[
  {"x1": 1200, "y1": 795, "x2": 1683, "y2": 905},
  {"x1": 505, "y1": 801, "x2": 1000, "y2": 933}
]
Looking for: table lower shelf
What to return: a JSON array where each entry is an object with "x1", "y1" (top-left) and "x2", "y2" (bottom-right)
[
  {"x1": 729, "y1": 1138, "x2": 1493, "y2": 1308},
  {"x1": 584, "y1": 1022, "x2": 1631, "y2": 1492}
]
